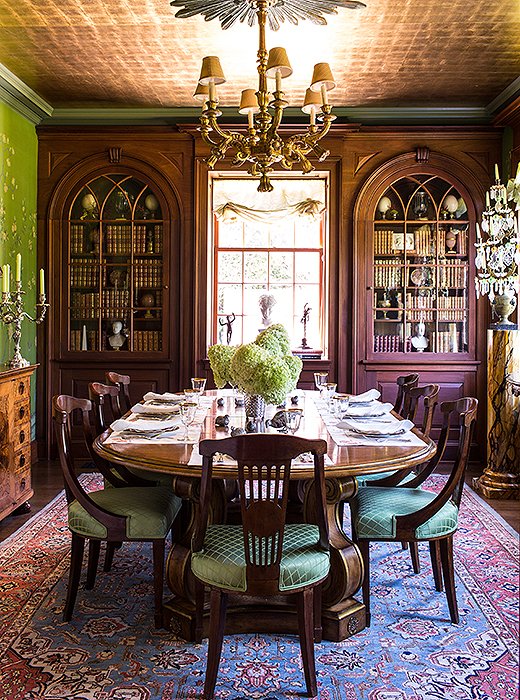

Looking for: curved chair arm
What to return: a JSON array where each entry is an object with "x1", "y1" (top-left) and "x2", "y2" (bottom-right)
[{"x1": 394, "y1": 398, "x2": 477, "y2": 537}]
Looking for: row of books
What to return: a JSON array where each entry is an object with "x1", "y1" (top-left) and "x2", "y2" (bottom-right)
[
  {"x1": 134, "y1": 225, "x2": 163, "y2": 254},
  {"x1": 374, "y1": 260, "x2": 403, "y2": 288},
  {"x1": 134, "y1": 259, "x2": 163, "y2": 288},
  {"x1": 70, "y1": 260, "x2": 99, "y2": 287},
  {"x1": 70, "y1": 329, "x2": 98, "y2": 351},
  {"x1": 438, "y1": 263, "x2": 467, "y2": 287},
  {"x1": 134, "y1": 331, "x2": 162, "y2": 351},
  {"x1": 70, "y1": 224, "x2": 164, "y2": 255},
  {"x1": 373, "y1": 334, "x2": 404, "y2": 352},
  {"x1": 430, "y1": 329, "x2": 462, "y2": 353}
]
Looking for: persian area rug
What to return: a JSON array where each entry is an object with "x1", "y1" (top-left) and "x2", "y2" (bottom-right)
[{"x1": 0, "y1": 474, "x2": 518, "y2": 700}]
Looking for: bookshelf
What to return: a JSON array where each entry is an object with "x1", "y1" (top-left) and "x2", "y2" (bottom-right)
[
  {"x1": 67, "y1": 174, "x2": 165, "y2": 353},
  {"x1": 371, "y1": 175, "x2": 471, "y2": 355}
]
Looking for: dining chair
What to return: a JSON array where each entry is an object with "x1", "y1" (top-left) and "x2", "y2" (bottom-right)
[
  {"x1": 393, "y1": 372, "x2": 419, "y2": 414},
  {"x1": 192, "y1": 433, "x2": 330, "y2": 699},
  {"x1": 356, "y1": 383, "x2": 440, "y2": 489},
  {"x1": 88, "y1": 381, "x2": 176, "y2": 491},
  {"x1": 105, "y1": 371, "x2": 132, "y2": 416},
  {"x1": 52, "y1": 394, "x2": 182, "y2": 627},
  {"x1": 350, "y1": 397, "x2": 478, "y2": 626}
]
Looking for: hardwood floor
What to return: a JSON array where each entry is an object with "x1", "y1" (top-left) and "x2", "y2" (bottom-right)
[{"x1": 0, "y1": 459, "x2": 518, "y2": 543}]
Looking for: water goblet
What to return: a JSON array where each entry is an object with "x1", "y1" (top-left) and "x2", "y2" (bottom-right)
[
  {"x1": 184, "y1": 388, "x2": 200, "y2": 405},
  {"x1": 332, "y1": 393, "x2": 350, "y2": 418},
  {"x1": 282, "y1": 408, "x2": 303, "y2": 434},
  {"x1": 321, "y1": 382, "x2": 337, "y2": 411},
  {"x1": 178, "y1": 401, "x2": 198, "y2": 442},
  {"x1": 314, "y1": 372, "x2": 328, "y2": 392},
  {"x1": 191, "y1": 377, "x2": 206, "y2": 400}
]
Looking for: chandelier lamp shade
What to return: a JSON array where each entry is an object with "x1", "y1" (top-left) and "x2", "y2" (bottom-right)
[
  {"x1": 171, "y1": 0, "x2": 366, "y2": 192},
  {"x1": 475, "y1": 163, "x2": 520, "y2": 328}
]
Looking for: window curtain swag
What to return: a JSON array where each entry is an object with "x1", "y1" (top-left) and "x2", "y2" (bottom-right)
[{"x1": 214, "y1": 198, "x2": 325, "y2": 224}]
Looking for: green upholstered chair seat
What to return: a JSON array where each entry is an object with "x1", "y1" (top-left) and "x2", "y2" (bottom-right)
[
  {"x1": 191, "y1": 523, "x2": 330, "y2": 593},
  {"x1": 353, "y1": 486, "x2": 458, "y2": 540},
  {"x1": 355, "y1": 470, "x2": 417, "y2": 487},
  {"x1": 68, "y1": 486, "x2": 182, "y2": 540}
]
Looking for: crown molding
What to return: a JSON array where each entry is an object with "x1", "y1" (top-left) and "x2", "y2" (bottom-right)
[
  {"x1": 42, "y1": 105, "x2": 493, "y2": 127},
  {"x1": 0, "y1": 63, "x2": 53, "y2": 124},
  {"x1": 486, "y1": 76, "x2": 520, "y2": 116}
]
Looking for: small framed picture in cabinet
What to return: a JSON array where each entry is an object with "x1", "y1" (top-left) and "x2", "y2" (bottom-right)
[{"x1": 392, "y1": 232, "x2": 415, "y2": 252}]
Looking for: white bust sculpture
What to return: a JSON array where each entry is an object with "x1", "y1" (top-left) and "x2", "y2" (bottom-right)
[
  {"x1": 108, "y1": 320, "x2": 126, "y2": 350},
  {"x1": 411, "y1": 321, "x2": 429, "y2": 352}
]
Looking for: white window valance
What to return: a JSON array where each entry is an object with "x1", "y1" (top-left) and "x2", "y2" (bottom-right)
[{"x1": 214, "y1": 198, "x2": 325, "y2": 224}]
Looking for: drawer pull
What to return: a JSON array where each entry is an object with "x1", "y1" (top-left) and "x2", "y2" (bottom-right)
[
  {"x1": 19, "y1": 454, "x2": 26, "y2": 468},
  {"x1": 19, "y1": 430, "x2": 26, "y2": 444},
  {"x1": 20, "y1": 478, "x2": 26, "y2": 491},
  {"x1": 18, "y1": 382, "x2": 26, "y2": 395},
  {"x1": 19, "y1": 406, "x2": 26, "y2": 419}
]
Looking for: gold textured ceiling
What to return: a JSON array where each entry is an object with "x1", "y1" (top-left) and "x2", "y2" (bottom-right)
[{"x1": 0, "y1": 0, "x2": 518, "y2": 110}]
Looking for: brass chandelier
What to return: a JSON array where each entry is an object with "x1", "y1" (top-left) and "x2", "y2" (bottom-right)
[{"x1": 171, "y1": 0, "x2": 366, "y2": 192}]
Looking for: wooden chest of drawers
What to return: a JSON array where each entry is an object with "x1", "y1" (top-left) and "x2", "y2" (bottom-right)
[{"x1": 0, "y1": 365, "x2": 36, "y2": 521}]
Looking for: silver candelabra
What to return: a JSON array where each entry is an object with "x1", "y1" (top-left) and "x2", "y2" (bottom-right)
[{"x1": 0, "y1": 281, "x2": 49, "y2": 369}]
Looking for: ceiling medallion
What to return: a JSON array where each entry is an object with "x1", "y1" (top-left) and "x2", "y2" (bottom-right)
[{"x1": 171, "y1": 0, "x2": 366, "y2": 192}]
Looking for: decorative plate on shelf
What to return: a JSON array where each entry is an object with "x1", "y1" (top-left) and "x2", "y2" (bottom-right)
[{"x1": 410, "y1": 268, "x2": 427, "y2": 286}]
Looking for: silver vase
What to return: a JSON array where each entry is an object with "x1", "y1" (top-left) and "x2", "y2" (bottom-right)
[{"x1": 244, "y1": 394, "x2": 267, "y2": 431}]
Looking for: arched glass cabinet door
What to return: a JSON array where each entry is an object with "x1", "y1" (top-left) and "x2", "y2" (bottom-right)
[
  {"x1": 372, "y1": 174, "x2": 470, "y2": 354},
  {"x1": 68, "y1": 173, "x2": 165, "y2": 353}
]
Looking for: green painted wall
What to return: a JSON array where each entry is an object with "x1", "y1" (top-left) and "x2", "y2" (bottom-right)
[{"x1": 0, "y1": 103, "x2": 38, "y2": 366}]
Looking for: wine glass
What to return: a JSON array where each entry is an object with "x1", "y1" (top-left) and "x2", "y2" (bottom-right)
[
  {"x1": 184, "y1": 388, "x2": 200, "y2": 405},
  {"x1": 331, "y1": 393, "x2": 350, "y2": 418},
  {"x1": 191, "y1": 377, "x2": 207, "y2": 403},
  {"x1": 321, "y1": 382, "x2": 337, "y2": 411},
  {"x1": 178, "y1": 401, "x2": 198, "y2": 442},
  {"x1": 282, "y1": 408, "x2": 303, "y2": 434},
  {"x1": 314, "y1": 372, "x2": 328, "y2": 392}
]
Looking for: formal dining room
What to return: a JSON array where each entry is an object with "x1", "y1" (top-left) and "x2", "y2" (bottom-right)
[{"x1": 0, "y1": 0, "x2": 518, "y2": 698}]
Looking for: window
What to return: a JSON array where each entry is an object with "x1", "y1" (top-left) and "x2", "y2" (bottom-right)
[{"x1": 210, "y1": 177, "x2": 328, "y2": 351}]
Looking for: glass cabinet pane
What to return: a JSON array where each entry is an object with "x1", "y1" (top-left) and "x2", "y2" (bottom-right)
[
  {"x1": 372, "y1": 175, "x2": 470, "y2": 355},
  {"x1": 68, "y1": 174, "x2": 164, "y2": 353}
]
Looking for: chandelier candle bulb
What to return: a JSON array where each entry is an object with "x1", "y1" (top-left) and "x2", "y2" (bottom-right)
[
  {"x1": 495, "y1": 163, "x2": 500, "y2": 181},
  {"x1": 15, "y1": 254, "x2": 21, "y2": 282},
  {"x1": 39, "y1": 268, "x2": 45, "y2": 296},
  {"x1": 486, "y1": 191, "x2": 491, "y2": 209},
  {"x1": 4, "y1": 264, "x2": 10, "y2": 294}
]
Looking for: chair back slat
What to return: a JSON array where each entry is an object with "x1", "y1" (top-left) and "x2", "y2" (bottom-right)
[{"x1": 197, "y1": 434, "x2": 329, "y2": 595}]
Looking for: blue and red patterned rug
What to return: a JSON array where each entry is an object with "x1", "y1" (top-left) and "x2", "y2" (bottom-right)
[{"x1": 0, "y1": 474, "x2": 518, "y2": 700}]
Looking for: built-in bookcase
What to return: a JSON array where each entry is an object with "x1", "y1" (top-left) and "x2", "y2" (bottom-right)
[
  {"x1": 371, "y1": 175, "x2": 470, "y2": 355},
  {"x1": 67, "y1": 174, "x2": 165, "y2": 353}
]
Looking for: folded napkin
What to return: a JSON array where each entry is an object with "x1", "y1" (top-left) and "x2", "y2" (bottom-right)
[
  {"x1": 142, "y1": 391, "x2": 185, "y2": 404},
  {"x1": 337, "y1": 418, "x2": 414, "y2": 436},
  {"x1": 131, "y1": 402, "x2": 179, "y2": 415},
  {"x1": 349, "y1": 389, "x2": 381, "y2": 403},
  {"x1": 344, "y1": 401, "x2": 393, "y2": 417},
  {"x1": 110, "y1": 416, "x2": 181, "y2": 432}
]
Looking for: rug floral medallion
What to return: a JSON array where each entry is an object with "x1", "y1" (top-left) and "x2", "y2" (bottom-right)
[{"x1": 0, "y1": 474, "x2": 518, "y2": 700}]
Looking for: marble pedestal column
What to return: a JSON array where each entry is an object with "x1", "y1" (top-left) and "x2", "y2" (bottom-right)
[{"x1": 473, "y1": 329, "x2": 520, "y2": 499}]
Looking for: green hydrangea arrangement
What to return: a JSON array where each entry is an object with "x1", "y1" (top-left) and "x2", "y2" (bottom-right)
[
  {"x1": 207, "y1": 344, "x2": 236, "y2": 388},
  {"x1": 208, "y1": 324, "x2": 302, "y2": 404}
]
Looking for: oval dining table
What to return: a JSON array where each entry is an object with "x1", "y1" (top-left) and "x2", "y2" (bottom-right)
[{"x1": 94, "y1": 390, "x2": 436, "y2": 642}]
